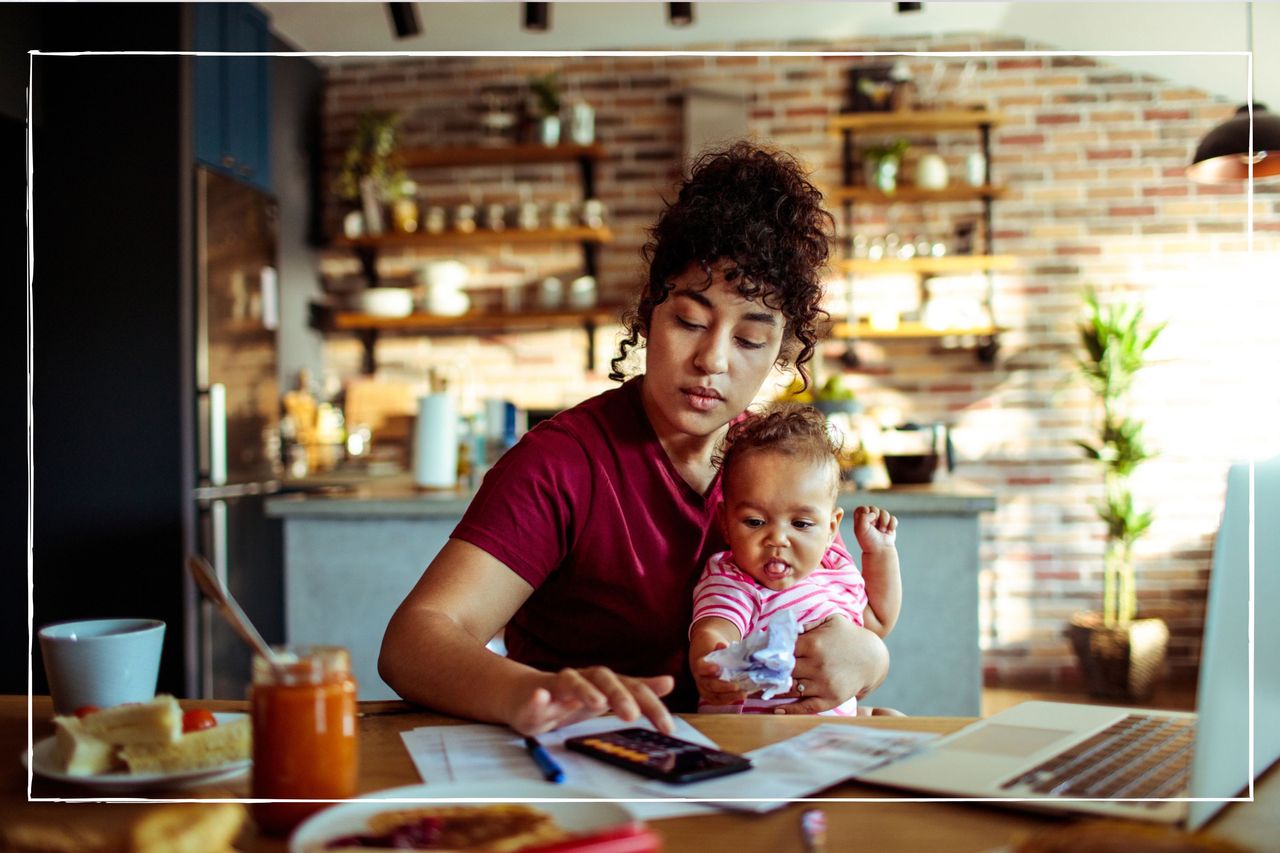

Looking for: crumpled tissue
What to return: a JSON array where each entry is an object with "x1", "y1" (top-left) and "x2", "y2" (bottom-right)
[{"x1": 705, "y1": 609, "x2": 799, "y2": 699}]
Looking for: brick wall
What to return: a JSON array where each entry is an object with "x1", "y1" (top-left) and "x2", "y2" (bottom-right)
[{"x1": 317, "y1": 34, "x2": 1280, "y2": 687}]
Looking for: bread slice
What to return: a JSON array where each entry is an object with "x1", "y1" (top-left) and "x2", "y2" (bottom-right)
[
  {"x1": 51, "y1": 716, "x2": 120, "y2": 776},
  {"x1": 80, "y1": 694, "x2": 182, "y2": 746},
  {"x1": 129, "y1": 803, "x2": 247, "y2": 853},
  {"x1": 119, "y1": 715, "x2": 250, "y2": 774}
]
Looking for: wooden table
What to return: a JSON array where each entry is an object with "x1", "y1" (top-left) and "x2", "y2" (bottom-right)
[{"x1": 3, "y1": 696, "x2": 1276, "y2": 852}]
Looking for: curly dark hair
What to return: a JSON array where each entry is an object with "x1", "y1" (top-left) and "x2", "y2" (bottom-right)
[
  {"x1": 717, "y1": 404, "x2": 843, "y2": 499},
  {"x1": 608, "y1": 141, "x2": 834, "y2": 388}
]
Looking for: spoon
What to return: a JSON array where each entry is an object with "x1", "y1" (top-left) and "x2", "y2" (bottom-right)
[{"x1": 186, "y1": 554, "x2": 288, "y2": 671}]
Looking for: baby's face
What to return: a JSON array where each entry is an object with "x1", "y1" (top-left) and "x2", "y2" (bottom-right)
[{"x1": 720, "y1": 450, "x2": 843, "y2": 591}]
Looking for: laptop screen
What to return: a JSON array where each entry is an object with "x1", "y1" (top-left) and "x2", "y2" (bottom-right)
[{"x1": 1187, "y1": 456, "x2": 1279, "y2": 829}]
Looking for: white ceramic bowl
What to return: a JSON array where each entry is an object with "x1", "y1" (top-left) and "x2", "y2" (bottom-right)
[{"x1": 359, "y1": 288, "x2": 414, "y2": 318}]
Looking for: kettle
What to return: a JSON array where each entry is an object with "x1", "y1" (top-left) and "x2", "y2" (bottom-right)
[{"x1": 881, "y1": 422, "x2": 954, "y2": 485}]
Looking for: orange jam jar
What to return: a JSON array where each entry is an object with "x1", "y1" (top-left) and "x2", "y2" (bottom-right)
[{"x1": 249, "y1": 645, "x2": 358, "y2": 835}]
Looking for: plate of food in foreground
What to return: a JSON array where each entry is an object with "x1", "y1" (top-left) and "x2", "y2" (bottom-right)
[
  {"x1": 290, "y1": 781, "x2": 657, "y2": 853},
  {"x1": 27, "y1": 695, "x2": 251, "y2": 793}
]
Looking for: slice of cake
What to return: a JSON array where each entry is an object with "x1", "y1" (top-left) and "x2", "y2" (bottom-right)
[
  {"x1": 51, "y1": 716, "x2": 120, "y2": 776},
  {"x1": 119, "y1": 715, "x2": 250, "y2": 774},
  {"x1": 79, "y1": 694, "x2": 182, "y2": 746}
]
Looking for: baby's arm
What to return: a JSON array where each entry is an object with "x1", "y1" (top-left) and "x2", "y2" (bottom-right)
[
  {"x1": 689, "y1": 616, "x2": 746, "y2": 705},
  {"x1": 852, "y1": 506, "x2": 902, "y2": 636}
]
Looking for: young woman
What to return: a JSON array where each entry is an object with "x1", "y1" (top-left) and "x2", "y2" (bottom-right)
[{"x1": 379, "y1": 142, "x2": 890, "y2": 735}]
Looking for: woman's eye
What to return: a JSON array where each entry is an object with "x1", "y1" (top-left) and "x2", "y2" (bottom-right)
[
  {"x1": 735, "y1": 337, "x2": 767, "y2": 350},
  {"x1": 675, "y1": 316, "x2": 705, "y2": 331}
]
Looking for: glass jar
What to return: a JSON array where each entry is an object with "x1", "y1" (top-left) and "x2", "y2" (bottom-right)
[{"x1": 250, "y1": 646, "x2": 358, "y2": 835}]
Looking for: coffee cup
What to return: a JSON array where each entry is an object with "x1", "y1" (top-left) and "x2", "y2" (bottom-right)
[{"x1": 38, "y1": 618, "x2": 165, "y2": 714}]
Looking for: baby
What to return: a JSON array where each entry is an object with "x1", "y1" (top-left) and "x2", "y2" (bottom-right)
[{"x1": 689, "y1": 404, "x2": 902, "y2": 716}]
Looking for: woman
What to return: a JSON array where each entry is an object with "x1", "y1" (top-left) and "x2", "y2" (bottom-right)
[{"x1": 379, "y1": 142, "x2": 889, "y2": 735}]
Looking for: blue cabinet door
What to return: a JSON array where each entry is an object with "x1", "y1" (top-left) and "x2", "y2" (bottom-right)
[{"x1": 193, "y1": 2, "x2": 272, "y2": 192}]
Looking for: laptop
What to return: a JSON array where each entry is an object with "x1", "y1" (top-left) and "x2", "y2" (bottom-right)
[{"x1": 858, "y1": 456, "x2": 1279, "y2": 828}]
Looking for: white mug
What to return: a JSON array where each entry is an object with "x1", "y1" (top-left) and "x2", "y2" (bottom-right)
[
  {"x1": 915, "y1": 153, "x2": 949, "y2": 190},
  {"x1": 39, "y1": 619, "x2": 165, "y2": 714}
]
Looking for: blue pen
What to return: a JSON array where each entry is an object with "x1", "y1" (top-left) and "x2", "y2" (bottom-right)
[{"x1": 523, "y1": 736, "x2": 565, "y2": 783}]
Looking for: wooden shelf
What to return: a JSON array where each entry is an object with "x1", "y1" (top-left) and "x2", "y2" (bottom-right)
[
  {"x1": 829, "y1": 321, "x2": 1003, "y2": 340},
  {"x1": 828, "y1": 110, "x2": 1003, "y2": 134},
  {"x1": 331, "y1": 226, "x2": 613, "y2": 251},
  {"x1": 312, "y1": 304, "x2": 623, "y2": 334},
  {"x1": 400, "y1": 143, "x2": 607, "y2": 169},
  {"x1": 837, "y1": 255, "x2": 1017, "y2": 275},
  {"x1": 827, "y1": 184, "x2": 1006, "y2": 203}
]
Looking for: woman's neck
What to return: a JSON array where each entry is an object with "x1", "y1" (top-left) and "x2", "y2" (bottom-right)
[{"x1": 637, "y1": 379, "x2": 727, "y2": 496}]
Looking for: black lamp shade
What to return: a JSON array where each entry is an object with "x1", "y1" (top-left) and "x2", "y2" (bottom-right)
[
  {"x1": 1186, "y1": 103, "x2": 1280, "y2": 183},
  {"x1": 668, "y1": 2, "x2": 694, "y2": 26},
  {"x1": 523, "y1": 3, "x2": 550, "y2": 31},
  {"x1": 387, "y1": 3, "x2": 421, "y2": 39}
]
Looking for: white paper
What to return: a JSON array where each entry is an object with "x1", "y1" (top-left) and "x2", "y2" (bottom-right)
[
  {"x1": 398, "y1": 716, "x2": 720, "y2": 819},
  {"x1": 634, "y1": 723, "x2": 939, "y2": 813}
]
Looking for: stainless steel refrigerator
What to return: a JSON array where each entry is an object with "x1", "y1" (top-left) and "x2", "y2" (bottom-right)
[{"x1": 186, "y1": 167, "x2": 284, "y2": 699}]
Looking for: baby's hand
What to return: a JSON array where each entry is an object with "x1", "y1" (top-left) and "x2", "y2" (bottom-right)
[
  {"x1": 853, "y1": 505, "x2": 898, "y2": 554},
  {"x1": 691, "y1": 646, "x2": 747, "y2": 707}
]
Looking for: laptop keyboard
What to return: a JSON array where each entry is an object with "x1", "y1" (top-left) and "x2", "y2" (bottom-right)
[{"x1": 999, "y1": 714, "x2": 1195, "y2": 801}]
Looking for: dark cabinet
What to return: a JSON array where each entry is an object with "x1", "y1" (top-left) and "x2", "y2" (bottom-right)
[{"x1": 194, "y1": 2, "x2": 271, "y2": 192}]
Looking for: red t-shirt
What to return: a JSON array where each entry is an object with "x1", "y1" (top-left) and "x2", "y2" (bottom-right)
[{"x1": 452, "y1": 377, "x2": 724, "y2": 711}]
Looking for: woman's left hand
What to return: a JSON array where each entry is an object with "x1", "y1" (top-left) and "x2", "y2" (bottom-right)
[{"x1": 772, "y1": 617, "x2": 889, "y2": 714}]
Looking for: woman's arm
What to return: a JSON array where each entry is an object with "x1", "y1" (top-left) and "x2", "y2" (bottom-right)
[
  {"x1": 774, "y1": 617, "x2": 890, "y2": 714},
  {"x1": 379, "y1": 538, "x2": 675, "y2": 734}
]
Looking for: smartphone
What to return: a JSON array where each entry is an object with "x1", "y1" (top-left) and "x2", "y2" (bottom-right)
[{"x1": 563, "y1": 728, "x2": 752, "y2": 784}]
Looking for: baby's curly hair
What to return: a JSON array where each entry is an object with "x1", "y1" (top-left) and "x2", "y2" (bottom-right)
[
  {"x1": 609, "y1": 141, "x2": 834, "y2": 388},
  {"x1": 717, "y1": 404, "x2": 843, "y2": 500}
]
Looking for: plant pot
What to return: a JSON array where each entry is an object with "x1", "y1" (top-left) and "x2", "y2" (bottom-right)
[{"x1": 1065, "y1": 612, "x2": 1169, "y2": 701}]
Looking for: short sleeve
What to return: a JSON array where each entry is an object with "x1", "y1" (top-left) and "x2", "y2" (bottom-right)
[
  {"x1": 816, "y1": 543, "x2": 868, "y2": 623},
  {"x1": 690, "y1": 553, "x2": 756, "y2": 638},
  {"x1": 451, "y1": 423, "x2": 592, "y2": 589}
]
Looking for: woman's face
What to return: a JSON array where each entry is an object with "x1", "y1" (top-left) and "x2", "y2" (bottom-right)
[{"x1": 640, "y1": 261, "x2": 785, "y2": 443}]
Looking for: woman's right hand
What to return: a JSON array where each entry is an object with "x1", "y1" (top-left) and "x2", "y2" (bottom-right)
[{"x1": 510, "y1": 667, "x2": 676, "y2": 736}]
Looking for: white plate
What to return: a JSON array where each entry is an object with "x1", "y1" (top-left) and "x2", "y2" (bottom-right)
[
  {"x1": 27, "y1": 712, "x2": 251, "y2": 793},
  {"x1": 289, "y1": 781, "x2": 638, "y2": 853}
]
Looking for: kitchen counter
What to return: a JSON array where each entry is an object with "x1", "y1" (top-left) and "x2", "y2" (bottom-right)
[
  {"x1": 265, "y1": 474, "x2": 996, "y2": 518},
  {"x1": 268, "y1": 474, "x2": 994, "y2": 714}
]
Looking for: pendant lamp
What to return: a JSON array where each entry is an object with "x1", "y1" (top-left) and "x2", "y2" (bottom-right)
[{"x1": 1186, "y1": 3, "x2": 1280, "y2": 182}]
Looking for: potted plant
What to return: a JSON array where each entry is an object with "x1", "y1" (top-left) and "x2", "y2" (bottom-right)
[
  {"x1": 862, "y1": 138, "x2": 909, "y2": 195},
  {"x1": 334, "y1": 110, "x2": 407, "y2": 235},
  {"x1": 1065, "y1": 287, "x2": 1169, "y2": 701},
  {"x1": 529, "y1": 72, "x2": 562, "y2": 146}
]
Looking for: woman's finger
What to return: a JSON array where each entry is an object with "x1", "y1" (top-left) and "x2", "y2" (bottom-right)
[
  {"x1": 584, "y1": 667, "x2": 642, "y2": 723},
  {"x1": 773, "y1": 695, "x2": 836, "y2": 715},
  {"x1": 555, "y1": 668, "x2": 609, "y2": 712},
  {"x1": 628, "y1": 679, "x2": 676, "y2": 734}
]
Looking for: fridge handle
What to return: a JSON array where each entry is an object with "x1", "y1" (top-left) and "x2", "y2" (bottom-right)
[
  {"x1": 209, "y1": 382, "x2": 227, "y2": 486},
  {"x1": 211, "y1": 499, "x2": 229, "y2": 589}
]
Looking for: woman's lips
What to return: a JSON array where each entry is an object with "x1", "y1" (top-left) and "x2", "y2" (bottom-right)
[{"x1": 682, "y1": 387, "x2": 723, "y2": 412}]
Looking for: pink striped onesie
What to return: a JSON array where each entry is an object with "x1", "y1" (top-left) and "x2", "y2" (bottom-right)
[{"x1": 691, "y1": 543, "x2": 868, "y2": 716}]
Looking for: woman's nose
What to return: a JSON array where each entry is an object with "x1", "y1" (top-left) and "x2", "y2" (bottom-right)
[{"x1": 693, "y1": 329, "x2": 731, "y2": 375}]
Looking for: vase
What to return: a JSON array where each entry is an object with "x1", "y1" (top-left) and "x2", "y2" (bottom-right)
[
  {"x1": 539, "y1": 115, "x2": 561, "y2": 147},
  {"x1": 1065, "y1": 612, "x2": 1170, "y2": 701},
  {"x1": 872, "y1": 158, "x2": 899, "y2": 194}
]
